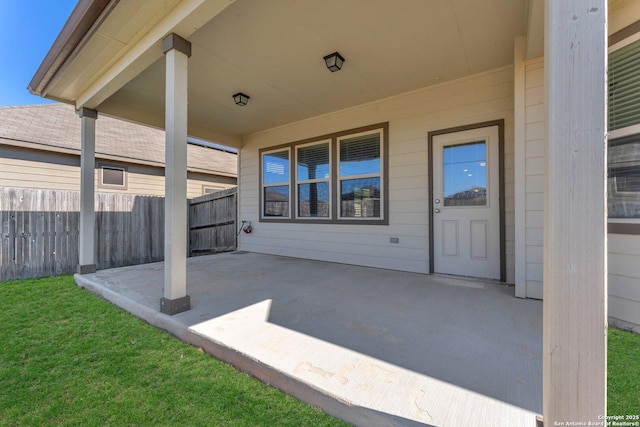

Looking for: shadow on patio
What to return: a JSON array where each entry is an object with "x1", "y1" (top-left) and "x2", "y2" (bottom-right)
[{"x1": 75, "y1": 252, "x2": 542, "y2": 426}]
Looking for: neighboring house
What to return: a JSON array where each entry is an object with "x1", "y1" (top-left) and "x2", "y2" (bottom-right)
[
  {"x1": 27, "y1": 0, "x2": 635, "y2": 421},
  {"x1": 0, "y1": 104, "x2": 237, "y2": 198}
]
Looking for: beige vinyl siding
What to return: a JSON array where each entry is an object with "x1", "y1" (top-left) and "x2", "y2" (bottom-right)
[
  {"x1": 610, "y1": 236, "x2": 640, "y2": 329},
  {"x1": 605, "y1": 9, "x2": 640, "y2": 332},
  {"x1": 187, "y1": 172, "x2": 236, "y2": 198},
  {"x1": 98, "y1": 164, "x2": 234, "y2": 198},
  {"x1": 239, "y1": 66, "x2": 516, "y2": 277},
  {"x1": 522, "y1": 57, "x2": 640, "y2": 330},
  {"x1": 0, "y1": 145, "x2": 236, "y2": 199},
  {"x1": 609, "y1": 234, "x2": 640, "y2": 332},
  {"x1": 523, "y1": 58, "x2": 545, "y2": 298},
  {"x1": 0, "y1": 145, "x2": 81, "y2": 191}
]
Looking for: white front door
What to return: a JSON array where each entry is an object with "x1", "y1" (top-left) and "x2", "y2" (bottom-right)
[{"x1": 432, "y1": 125, "x2": 500, "y2": 280}]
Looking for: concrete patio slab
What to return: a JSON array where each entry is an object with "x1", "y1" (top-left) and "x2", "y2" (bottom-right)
[{"x1": 74, "y1": 252, "x2": 542, "y2": 426}]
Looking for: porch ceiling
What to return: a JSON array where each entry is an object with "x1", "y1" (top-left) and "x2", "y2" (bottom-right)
[{"x1": 37, "y1": 0, "x2": 531, "y2": 147}]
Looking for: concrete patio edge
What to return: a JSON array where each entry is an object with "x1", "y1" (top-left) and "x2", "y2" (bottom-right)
[{"x1": 73, "y1": 273, "x2": 426, "y2": 427}]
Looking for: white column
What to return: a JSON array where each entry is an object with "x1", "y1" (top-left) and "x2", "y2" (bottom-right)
[
  {"x1": 514, "y1": 36, "x2": 527, "y2": 299},
  {"x1": 543, "y1": 0, "x2": 607, "y2": 424},
  {"x1": 160, "y1": 33, "x2": 191, "y2": 315},
  {"x1": 77, "y1": 107, "x2": 97, "y2": 274}
]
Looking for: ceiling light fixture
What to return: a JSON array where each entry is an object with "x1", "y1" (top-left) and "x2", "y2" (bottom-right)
[
  {"x1": 233, "y1": 92, "x2": 250, "y2": 106},
  {"x1": 323, "y1": 51, "x2": 345, "y2": 72}
]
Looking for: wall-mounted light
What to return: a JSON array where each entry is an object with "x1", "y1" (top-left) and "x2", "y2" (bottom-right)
[
  {"x1": 233, "y1": 92, "x2": 250, "y2": 106},
  {"x1": 323, "y1": 51, "x2": 345, "y2": 72}
]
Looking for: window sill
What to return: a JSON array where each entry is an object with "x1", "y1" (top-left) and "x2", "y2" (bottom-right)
[{"x1": 259, "y1": 217, "x2": 388, "y2": 225}]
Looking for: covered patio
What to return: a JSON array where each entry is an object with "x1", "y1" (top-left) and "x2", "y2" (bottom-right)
[
  {"x1": 31, "y1": 0, "x2": 610, "y2": 423},
  {"x1": 75, "y1": 252, "x2": 542, "y2": 426}
]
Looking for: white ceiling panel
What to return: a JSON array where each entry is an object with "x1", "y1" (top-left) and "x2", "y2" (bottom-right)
[{"x1": 96, "y1": 0, "x2": 529, "y2": 142}]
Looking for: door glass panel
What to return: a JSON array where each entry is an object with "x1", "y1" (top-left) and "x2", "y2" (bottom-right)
[{"x1": 443, "y1": 141, "x2": 487, "y2": 206}]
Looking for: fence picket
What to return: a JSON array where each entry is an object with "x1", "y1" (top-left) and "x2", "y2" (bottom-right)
[
  {"x1": 0, "y1": 187, "x2": 237, "y2": 281},
  {"x1": 188, "y1": 187, "x2": 237, "y2": 256}
]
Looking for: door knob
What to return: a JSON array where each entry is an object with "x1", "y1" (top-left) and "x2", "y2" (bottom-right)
[{"x1": 434, "y1": 209, "x2": 441, "y2": 213}]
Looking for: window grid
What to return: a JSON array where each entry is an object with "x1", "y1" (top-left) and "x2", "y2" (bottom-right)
[
  {"x1": 258, "y1": 123, "x2": 388, "y2": 224},
  {"x1": 261, "y1": 148, "x2": 291, "y2": 219},
  {"x1": 608, "y1": 34, "x2": 640, "y2": 221},
  {"x1": 338, "y1": 131, "x2": 383, "y2": 220},
  {"x1": 296, "y1": 140, "x2": 331, "y2": 219}
]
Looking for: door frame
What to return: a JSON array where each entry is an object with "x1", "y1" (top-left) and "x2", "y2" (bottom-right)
[{"x1": 427, "y1": 119, "x2": 506, "y2": 282}]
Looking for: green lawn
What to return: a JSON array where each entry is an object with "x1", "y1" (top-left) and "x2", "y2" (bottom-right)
[
  {"x1": 0, "y1": 276, "x2": 347, "y2": 427},
  {"x1": 1, "y1": 276, "x2": 638, "y2": 425},
  {"x1": 608, "y1": 327, "x2": 640, "y2": 415}
]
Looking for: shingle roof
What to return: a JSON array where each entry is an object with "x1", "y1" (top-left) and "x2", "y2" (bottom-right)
[{"x1": 0, "y1": 104, "x2": 236, "y2": 176}]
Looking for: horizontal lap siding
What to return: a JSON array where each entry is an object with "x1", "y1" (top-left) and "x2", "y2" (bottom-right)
[
  {"x1": 609, "y1": 234, "x2": 640, "y2": 332},
  {"x1": 186, "y1": 173, "x2": 236, "y2": 199},
  {"x1": 105, "y1": 164, "x2": 235, "y2": 198},
  {"x1": 239, "y1": 67, "x2": 515, "y2": 275},
  {"x1": 524, "y1": 58, "x2": 640, "y2": 329},
  {"x1": 0, "y1": 147, "x2": 235, "y2": 199},
  {"x1": 524, "y1": 59, "x2": 545, "y2": 297},
  {"x1": 0, "y1": 148, "x2": 81, "y2": 192}
]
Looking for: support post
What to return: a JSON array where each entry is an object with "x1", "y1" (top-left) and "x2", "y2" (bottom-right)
[
  {"x1": 160, "y1": 33, "x2": 191, "y2": 315},
  {"x1": 77, "y1": 107, "x2": 97, "y2": 275},
  {"x1": 514, "y1": 35, "x2": 527, "y2": 299},
  {"x1": 543, "y1": 0, "x2": 607, "y2": 424}
]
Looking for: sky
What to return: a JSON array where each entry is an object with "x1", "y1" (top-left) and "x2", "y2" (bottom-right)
[{"x1": 0, "y1": 0, "x2": 78, "y2": 107}]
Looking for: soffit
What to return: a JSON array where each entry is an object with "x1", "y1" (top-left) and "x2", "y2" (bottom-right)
[
  {"x1": 93, "y1": 0, "x2": 527, "y2": 143},
  {"x1": 34, "y1": 0, "x2": 531, "y2": 144},
  {"x1": 45, "y1": 0, "x2": 184, "y2": 101}
]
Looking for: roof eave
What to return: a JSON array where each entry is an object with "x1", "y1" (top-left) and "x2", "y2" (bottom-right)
[{"x1": 27, "y1": 0, "x2": 114, "y2": 100}]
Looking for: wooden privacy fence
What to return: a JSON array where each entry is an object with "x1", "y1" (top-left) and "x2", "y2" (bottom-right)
[
  {"x1": 0, "y1": 187, "x2": 237, "y2": 281},
  {"x1": 188, "y1": 187, "x2": 237, "y2": 256}
]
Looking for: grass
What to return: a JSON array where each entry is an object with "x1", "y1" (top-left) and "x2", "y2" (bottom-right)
[
  {"x1": 608, "y1": 327, "x2": 640, "y2": 415},
  {"x1": 1, "y1": 275, "x2": 639, "y2": 425},
  {"x1": 0, "y1": 276, "x2": 347, "y2": 427}
]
